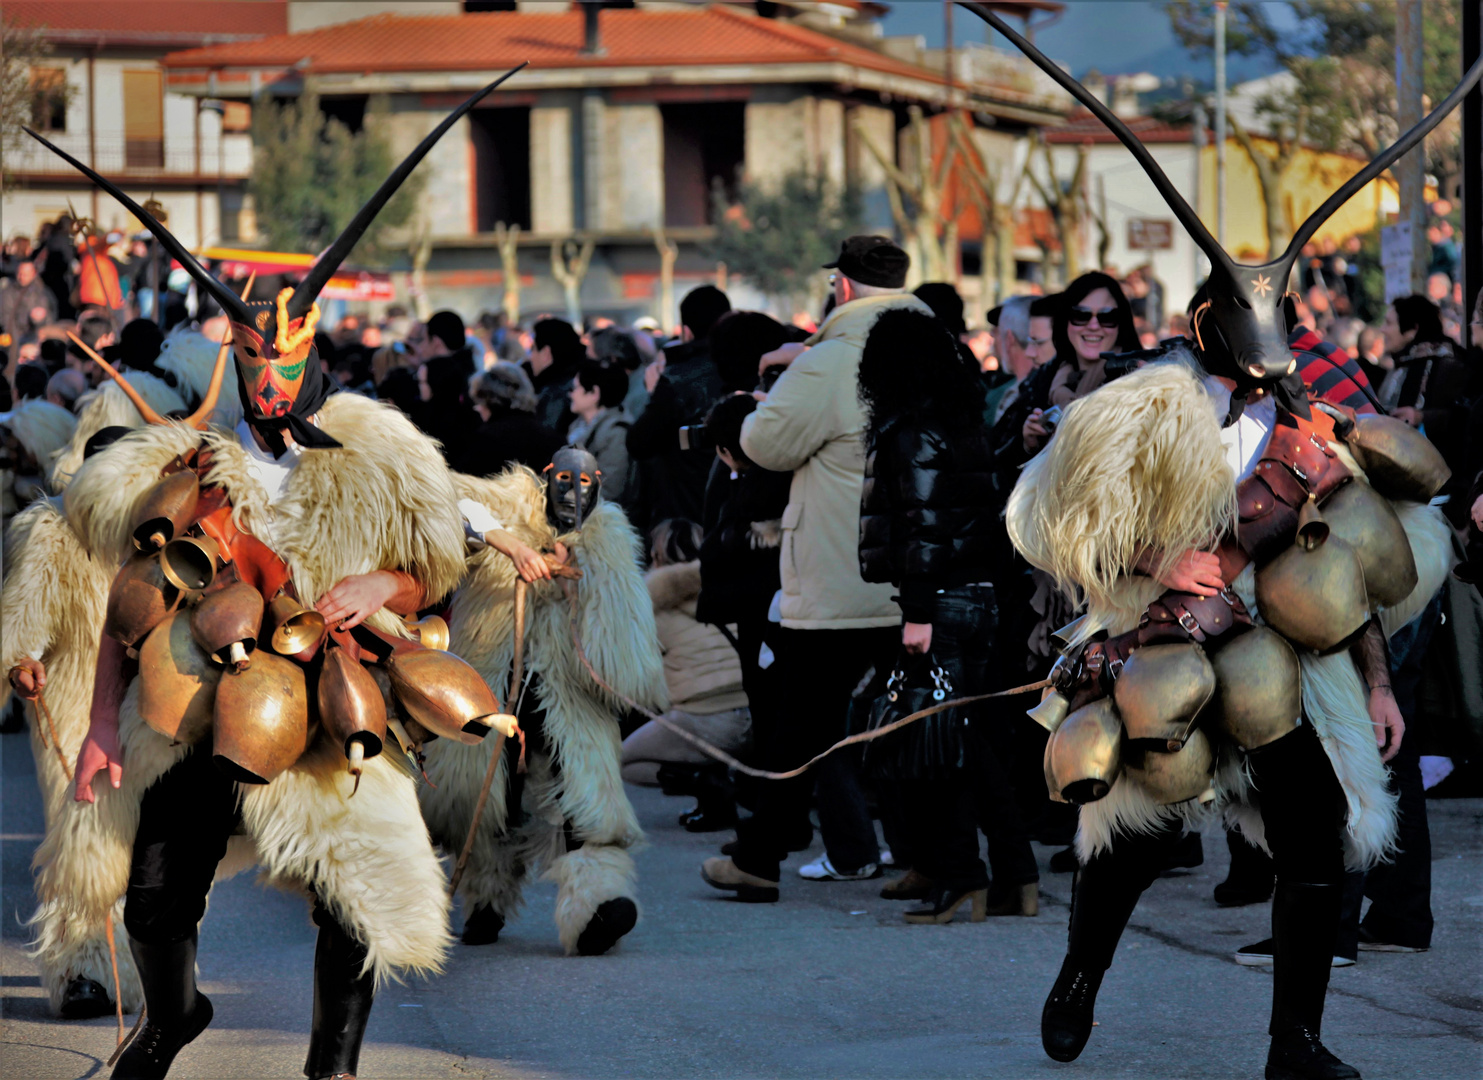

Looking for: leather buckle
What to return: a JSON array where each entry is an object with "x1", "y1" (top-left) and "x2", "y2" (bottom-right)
[
  {"x1": 1290, "y1": 463, "x2": 1308, "y2": 484},
  {"x1": 1107, "y1": 657, "x2": 1125, "y2": 680},
  {"x1": 1177, "y1": 610, "x2": 1200, "y2": 635}
]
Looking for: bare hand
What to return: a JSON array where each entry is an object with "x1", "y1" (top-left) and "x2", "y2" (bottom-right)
[
  {"x1": 1391, "y1": 406, "x2": 1422, "y2": 428},
  {"x1": 318, "y1": 571, "x2": 401, "y2": 632},
  {"x1": 1368, "y1": 685, "x2": 1405, "y2": 763},
  {"x1": 507, "y1": 540, "x2": 554, "y2": 583},
  {"x1": 643, "y1": 356, "x2": 666, "y2": 394},
  {"x1": 75, "y1": 722, "x2": 123, "y2": 804},
  {"x1": 1470, "y1": 493, "x2": 1483, "y2": 531},
  {"x1": 1155, "y1": 550, "x2": 1225, "y2": 597},
  {"x1": 902, "y1": 621, "x2": 933, "y2": 655},
  {"x1": 1022, "y1": 409, "x2": 1049, "y2": 452},
  {"x1": 759, "y1": 342, "x2": 807, "y2": 375},
  {"x1": 8, "y1": 658, "x2": 46, "y2": 700}
]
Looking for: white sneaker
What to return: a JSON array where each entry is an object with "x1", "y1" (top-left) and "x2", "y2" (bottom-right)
[
  {"x1": 879, "y1": 847, "x2": 895, "y2": 867},
  {"x1": 798, "y1": 855, "x2": 880, "y2": 881}
]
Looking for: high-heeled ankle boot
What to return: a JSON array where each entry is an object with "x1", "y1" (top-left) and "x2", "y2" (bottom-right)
[
  {"x1": 985, "y1": 881, "x2": 1039, "y2": 917},
  {"x1": 112, "y1": 934, "x2": 213, "y2": 1080},
  {"x1": 303, "y1": 916, "x2": 376, "y2": 1080},
  {"x1": 1041, "y1": 956, "x2": 1104, "y2": 1062},
  {"x1": 1266, "y1": 882, "x2": 1359, "y2": 1080},
  {"x1": 903, "y1": 884, "x2": 988, "y2": 924}
]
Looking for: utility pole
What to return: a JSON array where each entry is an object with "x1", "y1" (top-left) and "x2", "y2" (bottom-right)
[
  {"x1": 944, "y1": 0, "x2": 955, "y2": 105},
  {"x1": 1396, "y1": 1, "x2": 1428, "y2": 294},
  {"x1": 1214, "y1": 1, "x2": 1227, "y2": 247},
  {"x1": 1460, "y1": 0, "x2": 1481, "y2": 326}
]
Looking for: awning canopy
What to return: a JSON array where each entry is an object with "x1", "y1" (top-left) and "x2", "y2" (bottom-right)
[{"x1": 199, "y1": 246, "x2": 395, "y2": 303}]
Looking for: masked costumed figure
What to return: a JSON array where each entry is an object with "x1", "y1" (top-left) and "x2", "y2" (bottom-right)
[
  {"x1": 3, "y1": 327, "x2": 248, "y2": 1021},
  {"x1": 2, "y1": 398, "x2": 78, "y2": 517},
  {"x1": 957, "y1": 7, "x2": 1474, "y2": 1078},
  {"x1": 3, "y1": 424, "x2": 141, "y2": 1019},
  {"x1": 23, "y1": 66, "x2": 524, "y2": 1080},
  {"x1": 419, "y1": 449, "x2": 667, "y2": 956}
]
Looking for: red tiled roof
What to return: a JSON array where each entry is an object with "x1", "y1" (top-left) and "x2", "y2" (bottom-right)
[
  {"x1": 3, "y1": 0, "x2": 286, "y2": 42},
  {"x1": 159, "y1": 6, "x2": 951, "y2": 86},
  {"x1": 1045, "y1": 109, "x2": 1194, "y2": 145}
]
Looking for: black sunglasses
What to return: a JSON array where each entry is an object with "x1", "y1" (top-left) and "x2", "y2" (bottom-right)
[{"x1": 1067, "y1": 306, "x2": 1120, "y2": 327}]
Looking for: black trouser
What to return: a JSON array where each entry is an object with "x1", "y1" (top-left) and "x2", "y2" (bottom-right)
[
  {"x1": 124, "y1": 746, "x2": 374, "y2": 1074},
  {"x1": 1338, "y1": 594, "x2": 1439, "y2": 952},
  {"x1": 1065, "y1": 725, "x2": 1345, "y2": 1030},
  {"x1": 732, "y1": 625, "x2": 896, "y2": 881},
  {"x1": 893, "y1": 584, "x2": 1038, "y2": 891}
]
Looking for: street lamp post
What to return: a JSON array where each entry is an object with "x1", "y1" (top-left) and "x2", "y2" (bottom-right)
[{"x1": 1214, "y1": 1, "x2": 1227, "y2": 247}]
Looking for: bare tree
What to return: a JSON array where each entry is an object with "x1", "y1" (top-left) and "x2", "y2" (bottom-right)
[
  {"x1": 653, "y1": 227, "x2": 678, "y2": 332},
  {"x1": 1228, "y1": 109, "x2": 1308, "y2": 259},
  {"x1": 947, "y1": 114, "x2": 1030, "y2": 307},
  {"x1": 408, "y1": 216, "x2": 434, "y2": 321},
  {"x1": 1022, "y1": 132, "x2": 1090, "y2": 285},
  {"x1": 550, "y1": 236, "x2": 595, "y2": 326},
  {"x1": 853, "y1": 106, "x2": 961, "y2": 285},
  {"x1": 495, "y1": 222, "x2": 521, "y2": 326}
]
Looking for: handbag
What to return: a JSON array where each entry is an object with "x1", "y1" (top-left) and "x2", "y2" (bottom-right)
[{"x1": 853, "y1": 653, "x2": 969, "y2": 781}]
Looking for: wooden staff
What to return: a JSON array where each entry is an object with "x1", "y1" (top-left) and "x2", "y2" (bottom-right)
[{"x1": 448, "y1": 577, "x2": 527, "y2": 897}]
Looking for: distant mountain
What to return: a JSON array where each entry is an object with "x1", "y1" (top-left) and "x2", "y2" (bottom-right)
[{"x1": 879, "y1": 0, "x2": 1283, "y2": 84}]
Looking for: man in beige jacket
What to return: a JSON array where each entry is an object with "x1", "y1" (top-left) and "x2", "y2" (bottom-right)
[{"x1": 702, "y1": 236, "x2": 933, "y2": 902}]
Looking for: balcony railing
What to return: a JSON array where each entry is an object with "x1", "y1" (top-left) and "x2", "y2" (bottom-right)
[{"x1": 10, "y1": 131, "x2": 253, "y2": 178}]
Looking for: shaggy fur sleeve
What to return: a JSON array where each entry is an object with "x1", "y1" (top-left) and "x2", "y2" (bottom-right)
[
  {"x1": 2, "y1": 503, "x2": 69, "y2": 708},
  {"x1": 566, "y1": 503, "x2": 669, "y2": 713},
  {"x1": 62, "y1": 422, "x2": 204, "y2": 565}
]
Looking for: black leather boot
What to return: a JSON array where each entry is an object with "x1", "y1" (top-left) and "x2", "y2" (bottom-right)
[
  {"x1": 1041, "y1": 956, "x2": 1105, "y2": 1062},
  {"x1": 303, "y1": 915, "x2": 375, "y2": 1080},
  {"x1": 1266, "y1": 882, "x2": 1359, "y2": 1079},
  {"x1": 112, "y1": 934, "x2": 213, "y2": 1080},
  {"x1": 1039, "y1": 836, "x2": 1166, "y2": 1063},
  {"x1": 461, "y1": 904, "x2": 505, "y2": 946},
  {"x1": 1215, "y1": 828, "x2": 1275, "y2": 907},
  {"x1": 59, "y1": 975, "x2": 113, "y2": 1020},
  {"x1": 575, "y1": 897, "x2": 638, "y2": 956}
]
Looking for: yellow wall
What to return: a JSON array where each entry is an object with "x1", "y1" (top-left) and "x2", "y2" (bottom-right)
[{"x1": 1196, "y1": 137, "x2": 1398, "y2": 262}]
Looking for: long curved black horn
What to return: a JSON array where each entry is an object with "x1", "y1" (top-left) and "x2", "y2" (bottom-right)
[
  {"x1": 287, "y1": 62, "x2": 528, "y2": 320},
  {"x1": 958, "y1": 3, "x2": 1232, "y2": 277},
  {"x1": 1282, "y1": 50, "x2": 1483, "y2": 265},
  {"x1": 23, "y1": 127, "x2": 250, "y2": 323}
]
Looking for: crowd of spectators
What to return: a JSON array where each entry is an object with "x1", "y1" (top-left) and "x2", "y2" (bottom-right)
[{"x1": 3, "y1": 213, "x2": 1481, "y2": 940}]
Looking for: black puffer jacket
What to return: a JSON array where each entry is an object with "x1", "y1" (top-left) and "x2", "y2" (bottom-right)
[{"x1": 859, "y1": 414, "x2": 1002, "y2": 623}]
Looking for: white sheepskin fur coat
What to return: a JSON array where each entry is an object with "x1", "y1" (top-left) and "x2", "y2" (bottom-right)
[
  {"x1": 2, "y1": 497, "x2": 144, "y2": 1013},
  {"x1": 419, "y1": 468, "x2": 667, "y2": 954},
  {"x1": 54, "y1": 391, "x2": 468, "y2": 985},
  {"x1": 1007, "y1": 362, "x2": 1451, "y2": 870}
]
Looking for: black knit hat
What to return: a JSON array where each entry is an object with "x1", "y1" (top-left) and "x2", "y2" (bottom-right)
[{"x1": 823, "y1": 235, "x2": 909, "y2": 289}]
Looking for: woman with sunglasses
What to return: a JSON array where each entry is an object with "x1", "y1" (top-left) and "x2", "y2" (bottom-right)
[{"x1": 1045, "y1": 272, "x2": 1140, "y2": 410}]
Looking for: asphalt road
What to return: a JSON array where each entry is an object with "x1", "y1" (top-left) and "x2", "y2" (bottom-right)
[{"x1": 3, "y1": 725, "x2": 1480, "y2": 1080}]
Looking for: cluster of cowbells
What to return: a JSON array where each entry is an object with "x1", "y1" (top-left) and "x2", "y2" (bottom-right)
[
  {"x1": 106, "y1": 469, "x2": 515, "y2": 788},
  {"x1": 1035, "y1": 412, "x2": 1450, "y2": 808}
]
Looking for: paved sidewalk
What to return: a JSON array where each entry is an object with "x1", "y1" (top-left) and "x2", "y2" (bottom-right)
[{"x1": 3, "y1": 726, "x2": 1480, "y2": 1079}]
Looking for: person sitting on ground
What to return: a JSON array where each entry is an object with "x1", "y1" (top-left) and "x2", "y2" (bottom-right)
[{"x1": 622, "y1": 519, "x2": 751, "y2": 831}]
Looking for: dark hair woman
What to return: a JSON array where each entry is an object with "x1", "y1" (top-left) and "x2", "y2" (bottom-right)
[
  {"x1": 1045, "y1": 271, "x2": 1140, "y2": 409},
  {"x1": 567, "y1": 360, "x2": 633, "y2": 502},
  {"x1": 1377, "y1": 294, "x2": 1468, "y2": 466},
  {"x1": 856, "y1": 308, "x2": 1039, "y2": 924}
]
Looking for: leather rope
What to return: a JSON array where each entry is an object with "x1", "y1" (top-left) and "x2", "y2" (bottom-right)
[
  {"x1": 105, "y1": 909, "x2": 124, "y2": 1046},
  {"x1": 32, "y1": 692, "x2": 72, "y2": 781},
  {"x1": 562, "y1": 581, "x2": 1050, "y2": 781},
  {"x1": 447, "y1": 577, "x2": 525, "y2": 898}
]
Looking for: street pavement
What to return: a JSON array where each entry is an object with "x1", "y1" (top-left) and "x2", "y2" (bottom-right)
[{"x1": 3, "y1": 725, "x2": 1480, "y2": 1079}]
